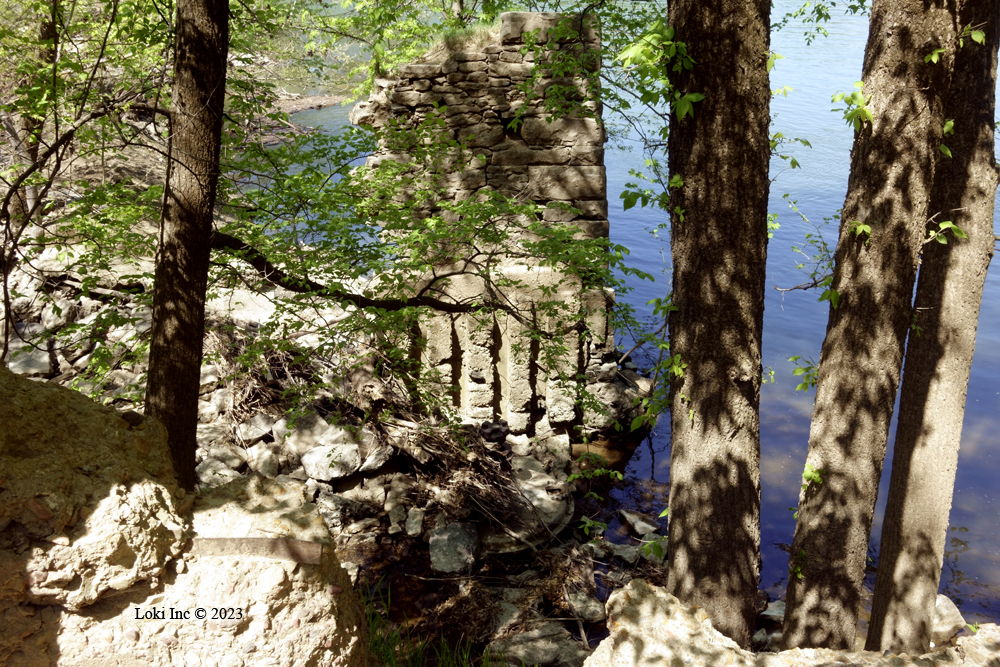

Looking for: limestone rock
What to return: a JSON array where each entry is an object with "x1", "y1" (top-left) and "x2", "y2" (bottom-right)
[
  {"x1": 207, "y1": 443, "x2": 246, "y2": 470},
  {"x1": 0, "y1": 365, "x2": 183, "y2": 612},
  {"x1": 479, "y1": 456, "x2": 573, "y2": 553},
  {"x1": 197, "y1": 397, "x2": 220, "y2": 423},
  {"x1": 760, "y1": 599, "x2": 785, "y2": 623},
  {"x1": 567, "y1": 587, "x2": 606, "y2": 623},
  {"x1": 196, "y1": 458, "x2": 243, "y2": 488},
  {"x1": 405, "y1": 507, "x2": 425, "y2": 537},
  {"x1": 384, "y1": 474, "x2": 416, "y2": 512},
  {"x1": 605, "y1": 542, "x2": 638, "y2": 564},
  {"x1": 489, "y1": 621, "x2": 589, "y2": 667},
  {"x1": 316, "y1": 492, "x2": 358, "y2": 530},
  {"x1": 428, "y1": 522, "x2": 479, "y2": 573},
  {"x1": 198, "y1": 364, "x2": 220, "y2": 394},
  {"x1": 357, "y1": 427, "x2": 393, "y2": 473},
  {"x1": 40, "y1": 298, "x2": 77, "y2": 330},
  {"x1": 585, "y1": 579, "x2": 754, "y2": 667},
  {"x1": 6, "y1": 323, "x2": 52, "y2": 376},
  {"x1": 301, "y1": 443, "x2": 362, "y2": 481},
  {"x1": 284, "y1": 411, "x2": 343, "y2": 456},
  {"x1": 932, "y1": 594, "x2": 966, "y2": 644},
  {"x1": 618, "y1": 510, "x2": 659, "y2": 537},
  {"x1": 196, "y1": 422, "x2": 228, "y2": 447},
  {"x1": 246, "y1": 443, "x2": 280, "y2": 479},
  {"x1": 237, "y1": 412, "x2": 275, "y2": 444},
  {"x1": 210, "y1": 387, "x2": 232, "y2": 414}
]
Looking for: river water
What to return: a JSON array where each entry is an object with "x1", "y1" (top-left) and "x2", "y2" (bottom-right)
[{"x1": 291, "y1": 3, "x2": 999, "y2": 624}]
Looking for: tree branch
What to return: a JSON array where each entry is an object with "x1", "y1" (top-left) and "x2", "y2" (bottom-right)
[{"x1": 210, "y1": 230, "x2": 477, "y2": 314}]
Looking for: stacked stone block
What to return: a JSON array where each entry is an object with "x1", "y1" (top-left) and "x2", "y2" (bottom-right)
[{"x1": 351, "y1": 12, "x2": 620, "y2": 434}]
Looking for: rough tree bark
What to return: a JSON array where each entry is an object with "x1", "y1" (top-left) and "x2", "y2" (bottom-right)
[
  {"x1": 665, "y1": 0, "x2": 770, "y2": 647},
  {"x1": 866, "y1": 0, "x2": 999, "y2": 654},
  {"x1": 782, "y1": 0, "x2": 957, "y2": 649},
  {"x1": 145, "y1": 0, "x2": 229, "y2": 490}
]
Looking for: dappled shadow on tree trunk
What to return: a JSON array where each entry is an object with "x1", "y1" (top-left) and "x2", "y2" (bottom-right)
[
  {"x1": 782, "y1": 1, "x2": 963, "y2": 649},
  {"x1": 146, "y1": 0, "x2": 229, "y2": 490},
  {"x1": 665, "y1": 0, "x2": 771, "y2": 647},
  {"x1": 866, "y1": 1, "x2": 1000, "y2": 652}
]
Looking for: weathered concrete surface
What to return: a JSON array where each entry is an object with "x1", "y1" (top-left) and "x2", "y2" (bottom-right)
[
  {"x1": 0, "y1": 365, "x2": 183, "y2": 613},
  {"x1": 3, "y1": 475, "x2": 375, "y2": 667}
]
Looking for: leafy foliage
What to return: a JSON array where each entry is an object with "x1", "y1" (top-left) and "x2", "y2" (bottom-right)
[
  {"x1": 832, "y1": 81, "x2": 873, "y2": 132},
  {"x1": 788, "y1": 355, "x2": 819, "y2": 391}
]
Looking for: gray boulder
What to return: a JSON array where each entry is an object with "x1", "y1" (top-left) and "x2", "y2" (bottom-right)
[
  {"x1": 237, "y1": 412, "x2": 275, "y2": 444},
  {"x1": 301, "y1": 443, "x2": 362, "y2": 480},
  {"x1": 284, "y1": 411, "x2": 344, "y2": 455},
  {"x1": 619, "y1": 509, "x2": 659, "y2": 536},
  {"x1": 932, "y1": 593, "x2": 967, "y2": 644},
  {"x1": 196, "y1": 458, "x2": 242, "y2": 488},
  {"x1": 429, "y1": 522, "x2": 479, "y2": 573},
  {"x1": 489, "y1": 621, "x2": 589, "y2": 667},
  {"x1": 246, "y1": 443, "x2": 280, "y2": 479}
]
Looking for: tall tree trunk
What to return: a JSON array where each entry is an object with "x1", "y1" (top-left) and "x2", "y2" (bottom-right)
[
  {"x1": 145, "y1": 0, "x2": 228, "y2": 490},
  {"x1": 665, "y1": 0, "x2": 770, "y2": 647},
  {"x1": 866, "y1": 0, "x2": 999, "y2": 654},
  {"x1": 782, "y1": 1, "x2": 957, "y2": 649}
]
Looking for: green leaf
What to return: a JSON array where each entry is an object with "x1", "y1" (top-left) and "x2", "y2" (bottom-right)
[
  {"x1": 971, "y1": 30, "x2": 986, "y2": 45},
  {"x1": 622, "y1": 191, "x2": 640, "y2": 211},
  {"x1": 940, "y1": 144, "x2": 953, "y2": 158},
  {"x1": 925, "y1": 48, "x2": 947, "y2": 64},
  {"x1": 658, "y1": 507, "x2": 670, "y2": 518},
  {"x1": 819, "y1": 288, "x2": 840, "y2": 309},
  {"x1": 630, "y1": 415, "x2": 645, "y2": 431},
  {"x1": 943, "y1": 119, "x2": 955, "y2": 136}
]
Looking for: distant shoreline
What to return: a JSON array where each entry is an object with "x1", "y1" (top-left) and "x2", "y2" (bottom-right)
[{"x1": 275, "y1": 93, "x2": 349, "y2": 115}]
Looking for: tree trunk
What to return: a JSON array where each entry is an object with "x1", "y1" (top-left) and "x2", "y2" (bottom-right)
[
  {"x1": 866, "y1": 0, "x2": 999, "y2": 654},
  {"x1": 1, "y1": 10, "x2": 56, "y2": 354},
  {"x1": 145, "y1": 0, "x2": 229, "y2": 490},
  {"x1": 665, "y1": 0, "x2": 770, "y2": 647},
  {"x1": 782, "y1": 1, "x2": 957, "y2": 649}
]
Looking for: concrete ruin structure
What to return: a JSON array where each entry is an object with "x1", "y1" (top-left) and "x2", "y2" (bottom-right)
[{"x1": 351, "y1": 12, "x2": 641, "y2": 437}]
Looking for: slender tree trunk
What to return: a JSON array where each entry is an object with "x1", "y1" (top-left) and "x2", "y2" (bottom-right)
[
  {"x1": 145, "y1": 0, "x2": 228, "y2": 490},
  {"x1": 782, "y1": 1, "x2": 957, "y2": 649},
  {"x1": 665, "y1": 0, "x2": 770, "y2": 647},
  {"x1": 866, "y1": 0, "x2": 999, "y2": 654},
  {"x1": 1, "y1": 9, "x2": 57, "y2": 352}
]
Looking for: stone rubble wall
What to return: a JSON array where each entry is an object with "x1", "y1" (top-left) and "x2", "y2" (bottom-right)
[{"x1": 351, "y1": 12, "x2": 637, "y2": 437}]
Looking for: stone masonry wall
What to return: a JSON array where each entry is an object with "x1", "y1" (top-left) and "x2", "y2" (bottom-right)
[{"x1": 351, "y1": 12, "x2": 639, "y2": 437}]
